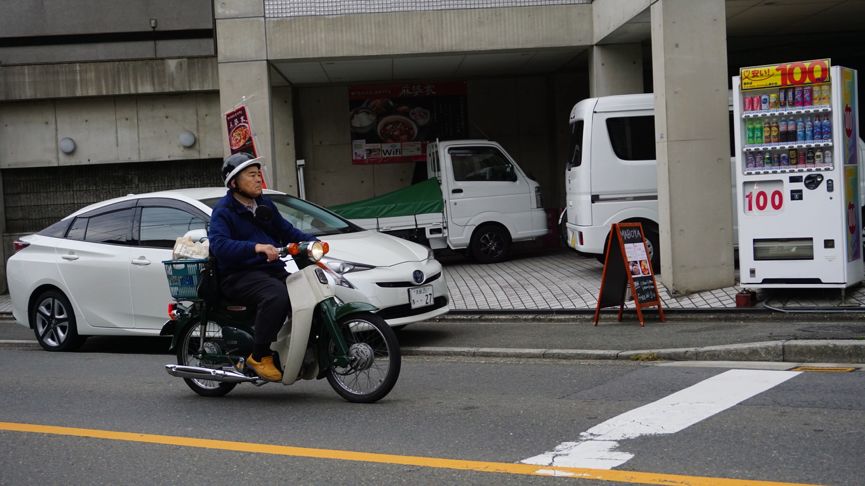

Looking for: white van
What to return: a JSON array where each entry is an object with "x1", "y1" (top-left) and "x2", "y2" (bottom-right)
[
  {"x1": 335, "y1": 140, "x2": 549, "y2": 263},
  {"x1": 561, "y1": 93, "x2": 865, "y2": 269}
]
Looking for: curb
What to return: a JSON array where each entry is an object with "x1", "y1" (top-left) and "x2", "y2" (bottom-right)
[
  {"x1": 402, "y1": 339, "x2": 865, "y2": 363},
  {"x1": 3, "y1": 339, "x2": 863, "y2": 363}
]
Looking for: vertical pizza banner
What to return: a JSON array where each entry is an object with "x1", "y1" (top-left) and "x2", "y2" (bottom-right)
[
  {"x1": 349, "y1": 82, "x2": 468, "y2": 165},
  {"x1": 224, "y1": 104, "x2": 266, "y2": 188}
]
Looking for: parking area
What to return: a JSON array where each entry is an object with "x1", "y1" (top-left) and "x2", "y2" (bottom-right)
[{"x1": 440, "y1": 249, "x2": 865, "y2": 311}]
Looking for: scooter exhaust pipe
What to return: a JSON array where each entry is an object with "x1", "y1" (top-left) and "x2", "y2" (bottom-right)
[{"x1": 165, "y1": 364, "x2": 260, "y2": 383}]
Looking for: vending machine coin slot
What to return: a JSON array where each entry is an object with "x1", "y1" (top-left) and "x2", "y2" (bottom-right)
[
  {"x1": 826, "y1": 179, "x2": 834, "y2": 192},
  {"x1": 803, "y1": 174, "x2": 823, "y2": 190},
  {"x1": 791, "y1": 189, "x2": 803, "y2": 201}
]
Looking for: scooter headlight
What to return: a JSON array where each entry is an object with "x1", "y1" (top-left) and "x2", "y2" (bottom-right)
[
  {"x1": 308, "y1": 241, "x2": 328, "y2": 261},
  {"x1": 286, "y1": 241, "x2": 329, "y2": 262}
]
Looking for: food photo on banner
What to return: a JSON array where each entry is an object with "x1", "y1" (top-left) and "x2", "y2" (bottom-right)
[{"x1": 349, "y1": 82, "x2": 468, "y2": 165}]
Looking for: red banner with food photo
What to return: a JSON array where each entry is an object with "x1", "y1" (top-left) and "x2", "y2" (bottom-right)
[
  {"x1": 349, "y1": 82, "x2": 468, "y2": 165},
  {"x1": 225, "y1": 105, "x2": 266, "y2": 187},
  {"x1": 225, "y1": 105, "x2": 258, "y2": 158}
]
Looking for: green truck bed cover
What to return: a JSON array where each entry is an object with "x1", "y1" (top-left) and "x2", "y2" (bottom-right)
[{"x1": 329, "y1": 178, "x2": 444, "y2": 219}]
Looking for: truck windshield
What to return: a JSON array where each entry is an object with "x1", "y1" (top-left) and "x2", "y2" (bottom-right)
[{"x1": 567, "y1": 120, "x2": 584, "y2": 169}]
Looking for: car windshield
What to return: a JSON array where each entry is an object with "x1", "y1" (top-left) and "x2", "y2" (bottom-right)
[{"x1": 199, "y1": 195, "x2": 361, "y2": 237}]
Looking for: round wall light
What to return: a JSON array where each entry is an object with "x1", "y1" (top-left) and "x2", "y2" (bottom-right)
[
  {"x1": 179, "y1": 130, "x2": 197, "y2": 148},
  {"x1": 59, "y1": 137, "x2": 76, "y2": 154}
]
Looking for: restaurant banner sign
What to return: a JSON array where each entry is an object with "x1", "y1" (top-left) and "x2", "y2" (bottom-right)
[{"x1": 349, "y1": 82, "x2": 467, "y2": 164}]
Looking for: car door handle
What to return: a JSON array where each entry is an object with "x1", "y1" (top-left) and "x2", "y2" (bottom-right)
[
  {"x1": 131, "y1": 258, "x2": 151, "y2": 266},
  {"x1": 61, "y1": 254, "x2": 79, "y2": 261},
  {"x1": 451, "y1": 188, "x2": 463, "y2": 194}
]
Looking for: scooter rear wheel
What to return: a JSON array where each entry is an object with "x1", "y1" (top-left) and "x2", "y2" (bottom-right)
[
  {"x1": 326, "y1": 312, "x2": 400, "y2": 403},
  {"x1": 177, "y1": 321, "x2": 237, "y2": 397}
]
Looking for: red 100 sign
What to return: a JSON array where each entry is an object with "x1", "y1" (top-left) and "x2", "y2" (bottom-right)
[
  {"x1": 745, "y1": 189, "x2": 784, "y2": 213},
  {"x1": 775, "y1": 59, "x2": 830, "y2": 87}
]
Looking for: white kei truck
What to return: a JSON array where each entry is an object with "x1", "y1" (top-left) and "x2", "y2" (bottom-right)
[
  {"x1": 330, "y1": 140, "x2": 549, "y2": 263},
  {"x1": 560, "y1": 93, "x2": 865, "y2": 270}
]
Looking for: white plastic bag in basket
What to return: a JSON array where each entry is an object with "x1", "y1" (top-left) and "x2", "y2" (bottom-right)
[{"x1": 173, "y1": 236, "x2": 210, "y2": 259}]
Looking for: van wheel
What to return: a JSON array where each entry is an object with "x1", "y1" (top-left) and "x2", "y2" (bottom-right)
[
  {"x1": 470, "y1": 225, "x2": 511, "y2": 263},
  {"x1": 644, "y1": 224, "x2": 661, "y2": 272}
]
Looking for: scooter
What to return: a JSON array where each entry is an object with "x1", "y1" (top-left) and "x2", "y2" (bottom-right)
[{"x1": 163, "y1": 241, "x2": 401, "y2": 403}]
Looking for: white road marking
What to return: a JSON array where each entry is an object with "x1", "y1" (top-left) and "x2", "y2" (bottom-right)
[{"x1": 521, "y1": 369, "x2": 800, "y2": 470}]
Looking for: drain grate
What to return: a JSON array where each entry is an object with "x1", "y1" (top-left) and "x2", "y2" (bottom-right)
[{"x1": 789, "y1": 366, "x2": 857, "y2": 373}]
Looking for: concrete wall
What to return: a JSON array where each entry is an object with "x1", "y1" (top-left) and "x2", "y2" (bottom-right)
[
  {"x1": 0, "y1": 0, "x2": 214, "y2": 65},
  {"x1": 265, "y1": 5, "x2": 593, "y2": 60},
  {"x1": 0, "y1": 93, "x2": 222, "y2": 169},
  {"x1": 1, "y1": 58, "x2": 219, "y2": 102}
]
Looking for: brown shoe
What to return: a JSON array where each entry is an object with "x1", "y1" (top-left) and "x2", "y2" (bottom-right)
[{"x1": 246, "y1": 354, "x2": 283, "y2": 382}]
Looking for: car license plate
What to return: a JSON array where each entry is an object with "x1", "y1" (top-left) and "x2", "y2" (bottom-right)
[{"x1": 408, "y1": 285, "x2": 434, "y2": 309}]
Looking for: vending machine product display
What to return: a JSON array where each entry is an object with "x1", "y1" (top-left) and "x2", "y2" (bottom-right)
[{"x1": 733, "y1": 59, "x2": 862, "y2": 288}]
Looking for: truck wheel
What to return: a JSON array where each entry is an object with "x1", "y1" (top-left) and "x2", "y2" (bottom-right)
[{"x1": 469, "y1": 225, "x2": 511, "y2": 263}]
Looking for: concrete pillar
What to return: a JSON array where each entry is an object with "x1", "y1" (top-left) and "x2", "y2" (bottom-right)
[
  {"x1": 650, "y1": 0, "x2": 734, "y2": 293},
  {"x1": 589, "y1": 43, "x2": 643, "y2": 97},
  {"x1": 217, "y1": 60, "x2": 276, "y2": 187},
  {"x1": 271, "y1": 85, "x2": 299, "y2": 195},
  {"x1": 215, "y1": 1, "x2": 279, "y2": 187}
]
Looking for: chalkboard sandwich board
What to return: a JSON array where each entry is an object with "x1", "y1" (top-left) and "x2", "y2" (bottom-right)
[{"x1": 593, "y1": 222, "x2": 665, "y2": 327}]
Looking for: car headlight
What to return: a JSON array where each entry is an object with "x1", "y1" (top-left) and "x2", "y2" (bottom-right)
[{"x1": 321, "y1": 257, "x2": 375, "y2": 274}]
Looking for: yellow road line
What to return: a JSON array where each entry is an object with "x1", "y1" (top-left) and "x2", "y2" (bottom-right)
[{"x1": 0, "y1": 421, "x2": 815, "y2": 486}]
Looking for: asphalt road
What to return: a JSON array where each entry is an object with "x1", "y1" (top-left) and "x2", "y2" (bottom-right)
[{"x1": 1, "y1": 347, "x2": 863, "y2": 485}]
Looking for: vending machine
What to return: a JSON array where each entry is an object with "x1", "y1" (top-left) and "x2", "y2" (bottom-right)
[{"x1": 733, "y1": 60, "x2": 862, "y2": 288}]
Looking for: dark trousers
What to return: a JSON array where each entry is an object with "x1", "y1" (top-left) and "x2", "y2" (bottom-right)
[{"x1": 220, "y1": 268, "x2": 290, "y2": 360}]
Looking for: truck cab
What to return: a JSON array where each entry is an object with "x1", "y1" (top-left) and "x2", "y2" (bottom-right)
[{"x1": 427, "y1": 140, "x2": 548, "y2": 262}]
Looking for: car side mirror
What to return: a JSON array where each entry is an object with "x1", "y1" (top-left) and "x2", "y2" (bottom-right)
[{"x1": 184, "y1": 229, "x2": 208, "y2": 243}]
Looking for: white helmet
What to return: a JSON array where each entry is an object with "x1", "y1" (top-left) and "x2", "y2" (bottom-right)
[{"x1": 222, "y1": 152, "x2": 263, "y2": 188}]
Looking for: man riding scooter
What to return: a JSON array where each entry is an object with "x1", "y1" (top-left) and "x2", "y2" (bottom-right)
[{"x1": 208, "y1": 152, "x2": 317, "y2": 382}]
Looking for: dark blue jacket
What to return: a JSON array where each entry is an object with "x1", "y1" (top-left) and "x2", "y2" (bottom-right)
[{"x1": 208, "y1": 191, "x2": 317, "y2": 275}]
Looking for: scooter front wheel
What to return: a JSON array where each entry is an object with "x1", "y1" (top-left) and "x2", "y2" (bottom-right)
[
  {"x1": 327, "y1": 312, "x2": 400, "y2": 403},
  {"x1": 177, "y1": 321, "x2": 237, "y2": 397}
]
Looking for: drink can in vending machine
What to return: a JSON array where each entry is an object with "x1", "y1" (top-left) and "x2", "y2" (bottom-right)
[
  {"x1": 803, "y1": 86, "x2": 812, "y2": 106},
  {"x1": 769, "y1": 93, "x2": 779, "y2": 110},
  {"x1": 814, "y1": 115, "x2": 822, "y2": 141},
  {"x1": 824, "y1": 149, "x2": 832, "y2": 165},
  {"x1": 770, "y1": 120, "x2": 779, "y2": 143},
  {"x1": 798, "y1": 150, "x2": 806, "y2": 165},
  {"x1": 814, "y1": 150, "x2": 823, "y2": 165},
  {"x1": 780, "y1": 152, "x2": 789, "y2": 166},
  {"x1": 822, "y1": 115, "x2": 832, "y2": 140},
  {"x1": 794, "y1": 86, "x2": 803, "y2": 107},
  {"x1": 806, "y1": 148, "x2": 815, "y2": 166},
  {"x1": 755, "y1": 151, "x2": 764, "y2": 167},
  {"x1": 744, "y1": 96, "x2": 753, "y2": 112},
  {"x1": 746, "y1": 152, "x2": 755, "y2": 168},
  {"x1": 822, "y1": 84, "x2": 831, "y2": 105},
  {"x1": 786, "y1": 88, "x2": 795, "y2": 108},
  {"x1": 789, "y1": 149, "x2": 798, "y2": 165},
  {"x1": 746, "y1": 119, "x2": 754, "y2": 145},
  {"x1": 761, "y1": 94, "x2": 770, "y2": 111},
  {"x1": 787, "y1": 118, "x2": 797, "y2": 141},
  {"x1": 778, "y1": 89, "x2": 786, "y2": 108},
  {"x1": 779, "y1": 118, "x2": 788, "y2": 142}
]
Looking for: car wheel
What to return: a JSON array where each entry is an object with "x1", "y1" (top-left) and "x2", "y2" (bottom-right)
[
  {"x1": 30, "y1": 290, "x2": 86, "y2": 352},
  {"x1": 469, "y1": 224, "x2": 511, "y2": 264}
]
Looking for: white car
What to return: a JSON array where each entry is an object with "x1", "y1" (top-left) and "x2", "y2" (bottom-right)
[{"x1": 7, "y1": 188, "x2": 450, "y2": 351}]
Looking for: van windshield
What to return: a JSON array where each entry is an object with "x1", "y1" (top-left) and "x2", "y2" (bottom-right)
[{"x1": 567, "y1": 120, "x2": 584, "y2": 169}]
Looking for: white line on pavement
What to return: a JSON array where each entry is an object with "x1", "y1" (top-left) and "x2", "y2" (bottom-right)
[{"x1": 521, "y1": 369, "x2": 801, "y2": 470}]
